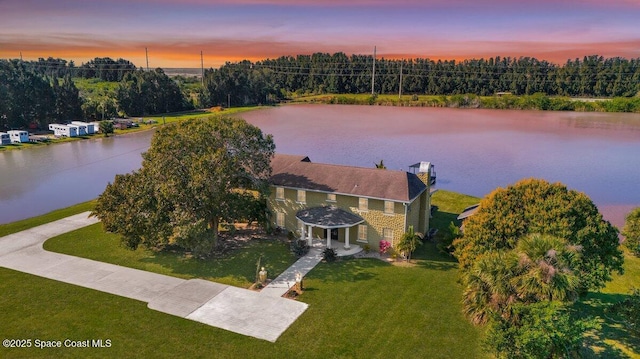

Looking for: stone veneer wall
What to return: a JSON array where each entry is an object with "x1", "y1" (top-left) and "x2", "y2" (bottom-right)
[{"x1": 267, "y1": 186, "x2": 407, "y2": 250}]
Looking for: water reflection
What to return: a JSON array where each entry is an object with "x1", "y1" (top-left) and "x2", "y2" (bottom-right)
[
  {"x1": 2, "y1": 106, "x2": 640, "y2": 226},
  {"x1": 0, "y1": 131, "x2": 153, "y2": 223}
]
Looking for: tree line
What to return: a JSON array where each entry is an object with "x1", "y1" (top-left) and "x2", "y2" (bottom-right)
[
  {"x1": 200, "y1": 53, "x2": 640, "y2": 107},
  {"x1": 0, "y1": 58, "x2": 192, "y2": 130},
  {"x1": 3, "y1": 53, "x2": 640, "y2": 129}
]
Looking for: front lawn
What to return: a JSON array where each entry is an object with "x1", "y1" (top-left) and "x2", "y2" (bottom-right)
[
  {"x1": 44, "y1": 224, "x2": 296, "y2": 288},
  {"x1": 1, "y1": 191, "x2": 637, "y2": 358}
]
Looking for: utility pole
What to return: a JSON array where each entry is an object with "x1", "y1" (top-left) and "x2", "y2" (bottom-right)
[
  {"x1": 200, "y1": 51, "x2": 205, "y2": 87},
  {"x1": 371, "y1": 46, "x2": 376, "y2": 96},
  {"x1": 227, "y1": 93, "x2": 230, "y2": 109},
  {"x1": 399, "y1": 60, "x2": 404, "y2": 99},
  {"x1": 19, "y1": 52, "x2": 23, "y2": 62},
  {"x1": 145, "y1": 47, "x2": 149, "y2": 71}
]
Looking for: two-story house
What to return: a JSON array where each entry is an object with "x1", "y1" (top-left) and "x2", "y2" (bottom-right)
[{"x1": 268, "y1": 154, "x2": 433, "y2": 252}]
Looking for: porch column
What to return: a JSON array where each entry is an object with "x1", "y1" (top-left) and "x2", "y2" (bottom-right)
[
  {"x1": 300, "y1": 225, "x2": 305, "y2": 241},
  {"x1": 344, "y1": 227, "x2": 351, "y2": 250},
  {"x1": 326, "y1": 228, "x2": 331, "y2": 248},
  {"x1": 307, "y1": 225, "x2": 313, "y2": 246}
]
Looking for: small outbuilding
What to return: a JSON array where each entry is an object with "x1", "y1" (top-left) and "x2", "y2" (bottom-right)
[
  {"x1": 7, "y1": 130, "x2": 29, "y2": 143},
  {"x1": 71, "y1": 121, "x2": 95, "y2": 135},
  {"x1": 49, "y1": 124, "x2": 78, "y2": 137},
  {"x1": 0, "y1": 132, "x2": 11, "y2": 145}
]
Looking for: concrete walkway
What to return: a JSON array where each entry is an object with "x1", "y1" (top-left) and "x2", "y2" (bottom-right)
[
  {"x1": 0, "y1": 212, "x2": 307, "y2": 342},
  {"x1": 260, "y1": 242, "x2": 324, "y2": 298},
  {"x1": 260, "y1": 238, "x2": 364, "y2": 297}
]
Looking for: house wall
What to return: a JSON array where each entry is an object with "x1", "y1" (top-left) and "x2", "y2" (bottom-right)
[{"x1": 267, "y1": 186, "x2": 407, "y2": 250}]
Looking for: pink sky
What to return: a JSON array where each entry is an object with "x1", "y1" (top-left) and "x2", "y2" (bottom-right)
[{"x1": 1, "y1": 0, "x2": 639, "y2": 68}]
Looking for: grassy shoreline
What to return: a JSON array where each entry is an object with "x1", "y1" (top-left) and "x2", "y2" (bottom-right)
[
  {"x1": 0, "y1": 106, "x2": 266, "y2": 153},
  {"x1": 290, "y1": 93, "x2": 640, "y2": 113}
]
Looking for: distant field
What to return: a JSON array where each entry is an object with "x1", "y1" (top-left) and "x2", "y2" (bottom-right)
[{"x1": 163, "y1": 68, "x2": 202, "y2": 78}]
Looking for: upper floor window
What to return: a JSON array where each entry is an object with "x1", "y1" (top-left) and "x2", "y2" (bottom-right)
[
  {"x1": 384, "y1": 201, "x2": 395, "y2": 215},
  {"x1": 327, "y1": 193, "x2": 337, "y2": 202},
  {"x1": 297, "y1": 190, "x2": 306, "y2": 203},
  {"x1": 275, "y1": 187, "x2": 284, "y2": 200},
  {"x1": 359, "y1": 197, "x2": 368, "y2": 211}
]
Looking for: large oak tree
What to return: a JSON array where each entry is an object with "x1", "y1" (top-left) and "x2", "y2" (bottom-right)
[{"x1": 92, "y1": 116, "x2": 275, "y2": 256}]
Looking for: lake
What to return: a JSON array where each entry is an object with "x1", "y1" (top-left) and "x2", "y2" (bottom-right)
[{"x1": 1, "y1": 104, "x2": 639, "y2": 227}]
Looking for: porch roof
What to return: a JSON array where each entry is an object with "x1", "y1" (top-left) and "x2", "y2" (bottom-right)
[{"x1": 296, "y1": 206, "x2": 364, "y2": 229}]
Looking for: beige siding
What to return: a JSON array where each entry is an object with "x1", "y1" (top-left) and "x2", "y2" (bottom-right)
[{"x1": 268, "y1": 186, "x2": 409, "y2": 250}]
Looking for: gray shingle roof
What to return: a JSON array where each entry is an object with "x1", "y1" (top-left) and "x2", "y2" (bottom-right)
[
  {"x1": 270, "y1": 154, "x2": 427, "y2": 202},
  {"x1": 296, "y1": 206, "x2": 365, "y2": 228}
]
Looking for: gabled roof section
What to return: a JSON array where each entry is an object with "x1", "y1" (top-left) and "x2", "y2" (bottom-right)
[{"x1": 270, "y1": 154, "x2": 427, "y2": 202}]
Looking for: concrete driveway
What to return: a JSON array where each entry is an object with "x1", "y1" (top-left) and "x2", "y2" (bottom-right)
[{"x1": 0, "y1": 212, "x2": 308, "y2": 342}]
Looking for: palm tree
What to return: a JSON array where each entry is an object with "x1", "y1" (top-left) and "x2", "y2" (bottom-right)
[
  {"x1": 462, "y1": 251, "x2": 520, "y2": 325},
  {"x1": 461, "y1": 233, "x2": 581, "y2": 325},
  {"x1": 512, "y1": 233, "x2": 581, "y2": 302},
  {"x1": 396, "y1": 225, "x2": 422, "y2": 261}
]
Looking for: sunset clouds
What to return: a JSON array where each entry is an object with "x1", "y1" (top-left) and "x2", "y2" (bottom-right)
[{"x1": 1, "y1": 0, "x2": 639, "y2": 68}]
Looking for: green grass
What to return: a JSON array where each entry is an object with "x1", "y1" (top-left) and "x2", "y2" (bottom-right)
[
  {"x1": 577, "y1": 251, "x2": 640, "y2": 358},
  {"x1": 0, "y1": 256, "x2": 486, "y2": 359},
  {"x1": 1, "y1": 193, "x2": 486, "y2": 358},
  {"x1": 44, "y1": 224, "x2": 296, "y2": 288},
  {"x1": 1, "y1": 192, "x2": 638, "y2": 358},
  {"x1": 0, "y1": 200, "x2": 95, "y2": 237}
]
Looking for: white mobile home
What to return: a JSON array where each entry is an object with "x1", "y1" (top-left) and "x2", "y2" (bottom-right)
[
  {"x1": 0, "y1": 132, "x2": 10, "y2": 145},
  {"x1": 48, "y1": 124, "x2": 78, "y2": 137},
  {"x1": 71, "y1": 121, "x2": 94, "y2": 135},
  {"x1": 7, "y1": 130, "x2": 29, "y2": 143}
]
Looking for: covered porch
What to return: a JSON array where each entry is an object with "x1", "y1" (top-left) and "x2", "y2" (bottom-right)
[{"x1": 296, "y1": 206, "x2": 364, "y2": 256}]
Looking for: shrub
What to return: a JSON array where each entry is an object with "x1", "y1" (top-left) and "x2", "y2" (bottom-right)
[
  {"x1": 622, "y1": 207, "x2": 640, "y2": 257},
  {"x1": 323, "y1": 247, "x2": 337, "y2": 262},
  {"x1": 290, "y1": 239, "x2": 310, "y2": 257},
  {"x1": 484, "y1": 302, "x2": 594, "y2": 359},
  {"x1": 379, "y1": 240, "x2": 391, "y2": 254},
  {"x1": 437, "y1": 221, "x2": 461, "y2": 254},
  {"x1": 363, "y1": 244, "x2": 371, "y2": 253}
]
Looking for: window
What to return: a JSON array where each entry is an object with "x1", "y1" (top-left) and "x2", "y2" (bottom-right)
[
  {"x1": 275, "y1": 187, "x2": 284, "y2": 200},
  {"x1": 359, "y1": 197, "x2": 368, "y2": 211},
  {"x1": 276, "y1": 212, "x2": 285, "y2": 228},
  {"x1": 327, "y1": 193, "x2": 336, "y2": 202},
  {"x1": 358, "y1": 225, "x2": 368, "y2": 241},
  {"x1": 297, "y1": 190, "x2": 306, "y2": 203},
  {"x1": 384, "y1": 201, "x2": 395, "y2": 215},
  {"x1": 383, "y1": 228, "x2": 394, "y2": 243}
]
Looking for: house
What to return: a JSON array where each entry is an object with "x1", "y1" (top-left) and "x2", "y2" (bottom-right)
[
  {"x1": 71, "y1": 121, "x2": 95, "y2": 135},
  {"x1": 268, "y1": 154, "x2": 433, "y2": 252},
  {"x1": 48, "y1": 124, "x2": 78, "y2": 137},
  {"x1": 7, "y1": 130, "x2": 29, "y2": 143},
  {"x1": 0, "y1": 132, "x2": 10, "y2": 145}
]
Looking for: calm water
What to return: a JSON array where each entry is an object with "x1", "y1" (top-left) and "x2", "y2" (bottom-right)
[
  {"x1": 0, "y1": 130, "x2": 153, "y2": 224},
  {"x1": 242, "y1": 105, "x2": 640, "y2": 228},
  {"x1": 1, "y1": 105, "x2": 639, "y2": 227}
]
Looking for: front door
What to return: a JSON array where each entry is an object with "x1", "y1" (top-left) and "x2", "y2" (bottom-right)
[{"x1": 324, "y1": 228, "x2": 339, "y2": 240}]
